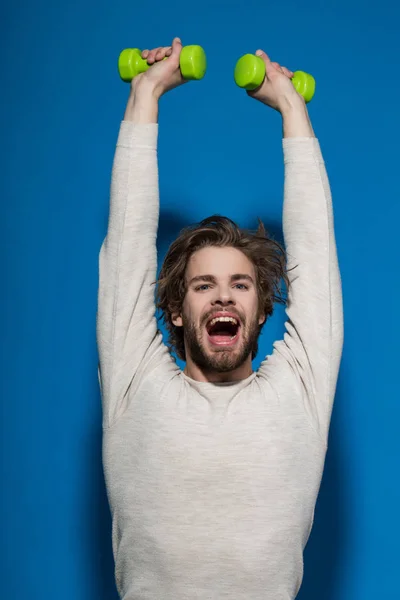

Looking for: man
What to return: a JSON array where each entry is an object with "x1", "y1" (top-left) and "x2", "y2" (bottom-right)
[{"x1": 97, "y1": 37, "x2": 343, "y2": 599}]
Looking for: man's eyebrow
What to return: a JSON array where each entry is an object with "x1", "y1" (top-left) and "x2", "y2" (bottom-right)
[{"x1": 188, "y1": 274, "x2": 255, "y2": 285}]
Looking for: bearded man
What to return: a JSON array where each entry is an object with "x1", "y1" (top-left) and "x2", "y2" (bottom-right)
[{"x1": 97, "y1": 37, "x2": 343, "y2": 600}]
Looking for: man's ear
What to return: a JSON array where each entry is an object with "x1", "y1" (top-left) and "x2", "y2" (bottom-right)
[
  {"x1": 172, "y1": 313, "x2": 183, "y2": 327},
  {"x1": 258, "y1": 313, "x2": 266, "y2": 326}
]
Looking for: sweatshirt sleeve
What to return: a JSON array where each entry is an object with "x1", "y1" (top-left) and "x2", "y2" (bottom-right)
[
  {"x1": 96, "y1": 121, "x2": 173, "y2": 429},
  {"x1": 258, "y1": 137, "x2": 344, "y2": 443}
]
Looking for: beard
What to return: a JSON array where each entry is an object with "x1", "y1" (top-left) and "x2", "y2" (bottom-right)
[{"x1": 182, "y1": 311, "x2": 261, "y2": 373}]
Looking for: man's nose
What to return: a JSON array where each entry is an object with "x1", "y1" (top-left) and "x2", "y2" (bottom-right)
[{"x1": 211, "y1": 288, "x2": 235, "y2": 306}]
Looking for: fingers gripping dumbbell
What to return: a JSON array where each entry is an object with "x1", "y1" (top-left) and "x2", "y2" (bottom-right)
[
  {"x1": 118, "y1": 45, "x2": 207, "y2": 82},
  {"x1": 234, "y1": 54, "x2": 316, "y2": 103}
]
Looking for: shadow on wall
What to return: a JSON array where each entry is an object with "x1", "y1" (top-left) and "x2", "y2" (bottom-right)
[
  {"x1": 297, "y1": 365, "x2": 349, "y2": 600},
  {"x1": 88, "y1": 422, "x2": 120, "y2": 599},
  {"x1": 89, "y1": 207, "x2": 348, "y2": 599}
]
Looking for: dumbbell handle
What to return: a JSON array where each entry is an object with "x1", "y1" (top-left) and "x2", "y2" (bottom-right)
[
  {"x1": 118, "y1": 45, "x2": 207, "y2": 83},
  {"x1": 234, "y1": 54, "x2": 316, "y2": 103}
]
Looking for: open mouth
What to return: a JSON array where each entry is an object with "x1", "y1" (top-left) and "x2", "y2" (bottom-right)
[{"x1": 205, "y1": 316, "x2": 241, "y2": 347}]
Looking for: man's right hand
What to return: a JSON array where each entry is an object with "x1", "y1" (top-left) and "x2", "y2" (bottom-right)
[
  {"x1": 124, "y1": 37, "x2": 186, "y2": 123},
  {"x1": 132, "y1": 37, "x2": 187, "y2": 100}
]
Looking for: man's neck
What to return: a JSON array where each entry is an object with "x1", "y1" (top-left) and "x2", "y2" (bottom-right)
[{"x1": 183, "y1": 359, "x2": 253, "y2": 383}]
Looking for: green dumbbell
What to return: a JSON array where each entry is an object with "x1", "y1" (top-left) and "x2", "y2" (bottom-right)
[
  {"x1": 234, "y1": 54, "x2": 315, "y2": 103},
  {"x1": 118, "y1": 45, "x2": 207, "y2": 83}
]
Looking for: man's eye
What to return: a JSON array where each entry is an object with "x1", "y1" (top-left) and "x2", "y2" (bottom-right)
[
  {"x1": 196, "y1": 284, "x2": 210, "y2": 291},
  {"x1": 235, "y1": 284, "x2": 249, "y2": 290}
]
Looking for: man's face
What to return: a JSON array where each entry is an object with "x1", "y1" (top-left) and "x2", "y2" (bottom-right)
[{"x1": 172, "y1": 246, "x2": 265, "y2": 373}]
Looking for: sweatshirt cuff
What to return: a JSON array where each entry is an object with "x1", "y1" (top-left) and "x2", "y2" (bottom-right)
[
  {"x1": 282, "y1": 137, "x2": 324, "y2": 164},
  {"x1": 117, "y1": 120, "x2": 159, "y2": 149}
]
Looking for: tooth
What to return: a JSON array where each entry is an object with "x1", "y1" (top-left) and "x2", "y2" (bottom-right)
[{"x1": 209, "y1": 316, "x2": 238, "y2": 326}]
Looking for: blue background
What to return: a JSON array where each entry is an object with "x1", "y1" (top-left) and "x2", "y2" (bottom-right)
[{"x1": 2, "y1": 0, "x2": 399, "y2": 598}]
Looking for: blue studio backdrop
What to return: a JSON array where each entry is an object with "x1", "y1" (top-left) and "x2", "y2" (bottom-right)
[{"x1": 2, "y1": 1, "x2": 399, "y2": 598}]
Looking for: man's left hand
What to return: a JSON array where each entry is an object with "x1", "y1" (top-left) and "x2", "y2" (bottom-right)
[{"x1": 247, "y1": 49, "x2": 305, "y2": 115}]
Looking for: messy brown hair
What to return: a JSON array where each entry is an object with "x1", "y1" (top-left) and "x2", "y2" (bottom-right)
[{"x1": 155, "y1": 215, "x2": 290, "y2": 361}]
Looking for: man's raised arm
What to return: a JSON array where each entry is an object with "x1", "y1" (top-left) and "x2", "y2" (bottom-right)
[
  {"x1": 253, "y1": 50, "x2": 344, "y2": 443},
  {"x1": 96, "y1": 38, "x2": 186, "y2": 429}
]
